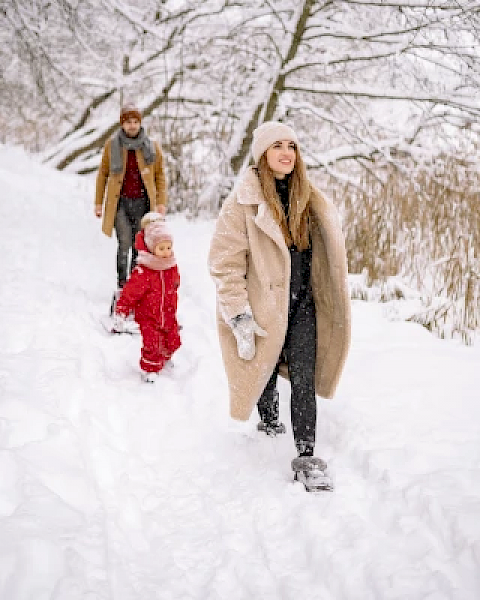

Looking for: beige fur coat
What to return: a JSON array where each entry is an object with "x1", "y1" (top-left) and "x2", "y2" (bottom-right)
[{"x1": 208, "y1": 167, "x2": 351, "y2": 420}]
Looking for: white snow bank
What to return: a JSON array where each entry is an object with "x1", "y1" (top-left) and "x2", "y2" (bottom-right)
[{"x1": 0, "y1": 144, "x2": 479, "y2": 600}]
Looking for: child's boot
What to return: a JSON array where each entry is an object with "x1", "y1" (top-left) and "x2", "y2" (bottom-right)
[{"x1": 141, "y1": 371, "x2": 158, "y2": 383}]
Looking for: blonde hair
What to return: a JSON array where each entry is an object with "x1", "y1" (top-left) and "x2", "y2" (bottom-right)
[{"x1": 256, "y1": 147, "x2": 311, "y2": 250}]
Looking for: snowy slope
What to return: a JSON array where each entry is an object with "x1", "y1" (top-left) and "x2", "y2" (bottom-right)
[{"x1": 0, "y1": 145, "x2": 479, "y2": 600}]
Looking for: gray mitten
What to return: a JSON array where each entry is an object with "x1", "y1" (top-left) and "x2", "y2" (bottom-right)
[{"x1": 229, "y1": 313, "x2": 267, "y2": 360}]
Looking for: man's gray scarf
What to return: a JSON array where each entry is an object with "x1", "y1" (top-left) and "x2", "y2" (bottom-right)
[{"x1": 110, "y1": 127, "x2": 155, "y2": 174}]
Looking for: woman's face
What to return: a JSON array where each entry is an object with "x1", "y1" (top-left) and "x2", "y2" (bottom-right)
[{"x1": 265, "y1": 140, "x2": 296, "y2": 178}]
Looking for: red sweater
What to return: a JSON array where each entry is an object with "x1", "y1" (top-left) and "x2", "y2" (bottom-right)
[{"x1": 120, "y1": 149, "x2": 145, "y2": 198}]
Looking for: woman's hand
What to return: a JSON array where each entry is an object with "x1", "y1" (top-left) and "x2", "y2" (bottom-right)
[{"x1": 229, "y1": 313, "x2": 267, "y2": 360}]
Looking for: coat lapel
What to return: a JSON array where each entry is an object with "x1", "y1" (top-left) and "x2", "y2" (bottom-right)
[{"x1": 236, "y1": 168, "x2": 290, "y2": 258}]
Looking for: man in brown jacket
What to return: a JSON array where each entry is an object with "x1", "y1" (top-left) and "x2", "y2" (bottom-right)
[{"x1": 95, "y1": 102, "x2": 167, "y2": 302}]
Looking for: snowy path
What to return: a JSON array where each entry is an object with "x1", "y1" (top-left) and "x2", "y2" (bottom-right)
[{"x1": 1, "y1": 146, "x2": 479, "y2": 599}]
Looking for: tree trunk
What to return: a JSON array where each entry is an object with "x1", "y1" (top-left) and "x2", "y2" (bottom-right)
[
  {"x1": 46, "y1": 75, "x2": 178, "y2": 172},
  {"x1": 229, "y1": 0, "x2": 313, "y2": 175}
]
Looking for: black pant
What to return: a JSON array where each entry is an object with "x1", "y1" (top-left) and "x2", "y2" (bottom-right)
[
  {"x1": 114, "y1": 196, "x2": 149, "y2": 287},
  {"x1": 257, "y1": 295, "x2": 317, "y2": 450}
]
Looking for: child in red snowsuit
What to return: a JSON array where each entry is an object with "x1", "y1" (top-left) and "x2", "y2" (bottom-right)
[{"x1": 114, "y1": 214, "x2": 181, "y2": 382}]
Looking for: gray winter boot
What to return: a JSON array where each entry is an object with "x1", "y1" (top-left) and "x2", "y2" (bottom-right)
[
  {"x1": 291, "y1": 456, "x2": 333, "y2": 492},
  {"x1": 257, "y1": 420, "x2": 286, "y2": 436},
  {"x1": 257, "y1": 389, "x2": 286, "y2": 436}
]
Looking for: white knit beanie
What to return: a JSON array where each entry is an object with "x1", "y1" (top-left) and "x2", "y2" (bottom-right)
[
  {"x1": 140, "y1": 211, "x2": 165, "y2": 230},
  {"x1": 251, "y1": 121, "x2": 299, "y2": 165}
]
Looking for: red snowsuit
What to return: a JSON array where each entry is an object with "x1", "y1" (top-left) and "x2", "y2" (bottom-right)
[{"x1": 115, "y1": 232, "x2": 181, "y2": 373}]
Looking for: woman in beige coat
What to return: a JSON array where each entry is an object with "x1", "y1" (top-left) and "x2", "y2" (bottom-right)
[{"x1": 208, "y1": 121, "x2": 351, "y2": 491}]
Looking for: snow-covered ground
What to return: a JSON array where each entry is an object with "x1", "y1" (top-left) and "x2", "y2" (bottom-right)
[{"x1": 1, "y1": 145, "x2": 479, "y2": 600}]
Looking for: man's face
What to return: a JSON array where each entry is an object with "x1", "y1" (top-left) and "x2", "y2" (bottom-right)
[{"x1": 122, "y1": 117, "x2": 141, "y2": 138}]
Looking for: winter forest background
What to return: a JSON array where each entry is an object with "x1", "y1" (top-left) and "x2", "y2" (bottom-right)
[{"x1": 2, "y1": 0, "x2": 479, "y2": 342}]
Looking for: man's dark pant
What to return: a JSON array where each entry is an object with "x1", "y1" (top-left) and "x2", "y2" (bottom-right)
[
  {"x1": 114, "y1": 196, "x2": 149, "y2": 287},
  {"x1": 257, "y1": 296, "x2": 317, "y2": 452}
]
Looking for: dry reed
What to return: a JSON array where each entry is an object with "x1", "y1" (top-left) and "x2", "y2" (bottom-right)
[{"x1": 333, "y1": 159, "x2": 479, "y2": 344}]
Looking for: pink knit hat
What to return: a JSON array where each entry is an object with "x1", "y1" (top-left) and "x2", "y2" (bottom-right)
[{"x1": 144, "y1": 221, "x2": 173, "y2": 252}]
